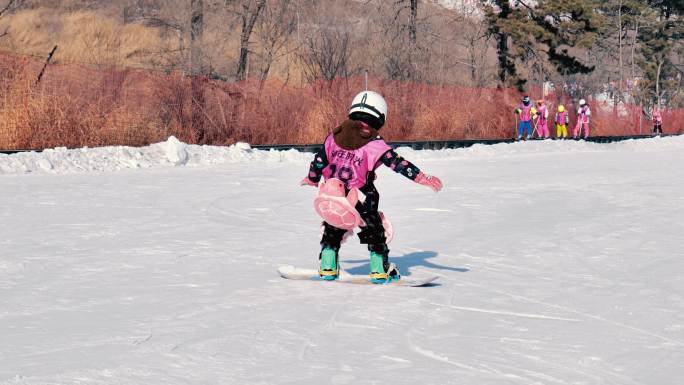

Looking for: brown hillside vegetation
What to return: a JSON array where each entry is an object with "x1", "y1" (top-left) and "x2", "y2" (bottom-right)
[
  {"x1": 1, "y1": 8, "x2": 162, "y2": 66},
  {"x1": 0, "y1": 0, "x2": 493, "y2": 84}
]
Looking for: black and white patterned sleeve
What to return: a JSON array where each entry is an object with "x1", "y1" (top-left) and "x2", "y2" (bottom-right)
[
  {"x1": 306, "y1": 147, "x2": 329, "y2": 183},
  {"x1": 379, "y1": 149, "x2": 421, "y2": 181}
]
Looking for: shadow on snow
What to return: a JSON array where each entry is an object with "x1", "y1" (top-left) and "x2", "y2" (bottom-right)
[{"x1": 342, "y1": 250, "x2": 469, "y2": 277}]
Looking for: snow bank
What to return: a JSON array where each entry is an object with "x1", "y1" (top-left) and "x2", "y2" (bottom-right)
[
  {"x1": 0, "y1": 136, "x2": 310, "y2": 175},
  {"x1": 395, "y1": 135, "x2": 684, "y2": 161},
  {"x1": 1, "y1": 135, "x2": 683, "y2": 175}
]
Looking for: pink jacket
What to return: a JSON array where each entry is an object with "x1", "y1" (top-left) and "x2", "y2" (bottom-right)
[
  {"x1": 555, "y1": 111, "x2": 568, "y2": 124},
  {"x1": 518, "y1": 103, "x2": 533, "y2": 122},
  {"x1": 322, "y1": 134, "x2": 392, "y2": 189},
  {"x1": 577, "y1": 105, "x2": 591, "y2": 123},
  {"x1": 653, "y1": 110, "x2": 663, "y2": 124}
]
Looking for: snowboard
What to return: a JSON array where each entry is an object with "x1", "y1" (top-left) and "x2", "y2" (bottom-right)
[{"x1": 277, "y1": 265, "x2": 439, "y2": 287}]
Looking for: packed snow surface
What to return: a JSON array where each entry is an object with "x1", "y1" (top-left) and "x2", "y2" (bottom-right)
[{"x1": 2, "y1": 136, "x2": 683, "y2": 384}]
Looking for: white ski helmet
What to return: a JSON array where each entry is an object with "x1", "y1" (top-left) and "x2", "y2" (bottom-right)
[
  {"x1": 349, "y1": 90, "x2": 387, "y2": 128},
  {"x1": 579, "y1": 98, "x2": 586, "y2": 105}
]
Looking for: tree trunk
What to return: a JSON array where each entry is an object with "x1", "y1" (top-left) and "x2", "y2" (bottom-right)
[
  {"x1": 409, "y1": 0, "x2": 417, "y2": 45},
  {"x1": 190, "y1": 0, "x2": 206, "y2": 143},
  {"x1": 469, "y1": 43, "x2": 477, "y2": 85},
  {"x1": 491, "y1": 0, "x2": 517, "y2": 89},
  {"x1": 618, "y1": 0, "x2": 623, "y2": 102},
  {"x1": 655, "y1": 60, "x2": 663, "y2": 109},
  {"x1": 259, "y1": 52, "x2": 272, "y2": 91},
  {"x1": 631, "y1": 18, "x2": 638, "y2": 82},
  {"x1": 190, "y1": 0, "x2": 203, "y2": 76},
  {"x1": 237, "y1": 0, "x2": 266, "y2": 81}
]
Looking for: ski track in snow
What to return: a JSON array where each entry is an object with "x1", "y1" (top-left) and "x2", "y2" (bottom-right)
[
  {"x1": 433, "y1": 249, "x2": 684, "y2": 346},
  {"x1": 2, "y1": 136, "x2": 684, "y2": 384},
  {"x1": 427, "y1": 303, "x2": 581, "y2": 322}
]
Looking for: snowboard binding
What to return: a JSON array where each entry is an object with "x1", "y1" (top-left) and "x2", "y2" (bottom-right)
[
  {"x1": 319, "y1": 247, "x2": 339, "y2": 280},
  {"x1": 369, "y1": 252, "x2": 400, "y2": 284}
]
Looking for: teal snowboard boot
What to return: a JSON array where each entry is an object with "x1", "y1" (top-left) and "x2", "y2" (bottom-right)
[
  {"x1": 369, "y1": 251, "x2": 400, "y2": 284},
  {"x1": 319, "y1": 247, "x2": 339, "y2": 280}
]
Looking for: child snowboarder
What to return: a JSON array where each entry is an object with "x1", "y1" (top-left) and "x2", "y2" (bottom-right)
[
  {"x1": 300, "y1": 90, "x2": 443, "y2": 283},
  {"x1": 555, "y1": 104, "x2": 569, "y2": 139},
  {"x1": 514, "y1": 96, "x2": 536, "y2": 140},
  {"x1": 652, "y1": 108, "x2": 663, "y2": 135},
  {"x1": 535, "y1": 99, "x2": 550, "y2": 138},
  {"x1": 573, "y1": 99, "x2": 591, "y2": 139}
]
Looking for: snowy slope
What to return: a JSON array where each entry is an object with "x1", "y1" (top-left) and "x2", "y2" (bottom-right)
[{"x1": 1, "y1": 137, "x2": 683, "y2": 384}]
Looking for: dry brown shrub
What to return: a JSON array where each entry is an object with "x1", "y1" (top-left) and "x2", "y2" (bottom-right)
[{"x1": 1, "y1": 52, "x2": 683, "y2": 151}]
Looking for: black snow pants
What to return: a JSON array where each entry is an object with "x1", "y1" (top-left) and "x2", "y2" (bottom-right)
[{"x1": 320, "y1": 171, "x2": 389, "y2": 262}]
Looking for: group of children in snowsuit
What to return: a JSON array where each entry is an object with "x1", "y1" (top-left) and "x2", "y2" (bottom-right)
[
  {"x1": 515, "y1": 96, "x2": 592, "y2": 140},
  {"x1": 515, "y1": 96, "x2": 666, "y2": 139}
]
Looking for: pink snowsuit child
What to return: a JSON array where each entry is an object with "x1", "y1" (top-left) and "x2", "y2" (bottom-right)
[
  {"x1": 300, "y1": 90, "x2": 443, "y2": 283},
  {"x1": 555, "y1": 108, "x2": 569, "y2": 138},
  {"x1": 652, "y1": 109, "x2": 663, "y2": 135},
  {"x1": 535, "y1": 101, "x2": 550, "y2": 138},
  {"x1": 574, "y1": 101, "x2": 591, "y2": 139},
  {"x1": 515, "y1": 96, "x2": 535, "y2": 139}
]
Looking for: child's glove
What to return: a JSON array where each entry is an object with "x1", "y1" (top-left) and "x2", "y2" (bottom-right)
[
  {"x1": 300, "y1": 177, "x2": 318, "y2": 187},
  {"x1": 415, "y1": 172, "x2": 443, "y2": 193}
]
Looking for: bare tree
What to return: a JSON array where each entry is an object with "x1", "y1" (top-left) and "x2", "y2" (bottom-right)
[
  {"x1": 451, "y1": 5, "x2": 491, "y2": 87},
  {"x1": 376, "y1": 0, "x2": 426, "y2": 81},
  {"x1": 190, "y1": 0, "x2": 206, "y2": 142},
  {"x1": 408, "y1": 0, "x2": 417, "y2": 45},
  {"x1": 299, "y1": 27, "x2": 350, "y2": 82},
  {"x1": 132, "y1": 0, "x2": 189, "y2": 71},
  {"x1": 236, "y1": 0, "x2": 266, "y2": 81},
  {"x1": 255, "y1": 0, "x2": 297, "y2": 88},
  {"x1": 0, "y1": 0, "x2": 20, "y2": 17},
  {"x1": 190, "y1": 0, "x2": 204, "y2": 76},
  {"x1": 0, "y1": 0, "x2": 22, "y2": 39}
]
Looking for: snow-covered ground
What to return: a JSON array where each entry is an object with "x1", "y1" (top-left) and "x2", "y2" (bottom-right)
[{"x1": 1, "y1": 137, "x2": 683, "y2": 384}]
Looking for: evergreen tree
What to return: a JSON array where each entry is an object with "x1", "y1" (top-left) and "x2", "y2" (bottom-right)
[
  {"x1": 483, "y1": 0, "x2": 604, "y2": 91},
  {"x1": 635, "y1": 0, "x2": 683, "y2": 108}
]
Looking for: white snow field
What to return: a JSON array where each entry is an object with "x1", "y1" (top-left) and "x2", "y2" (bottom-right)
[{"x1": 1, "y1": 136, "x2": 683, "y2": 385}]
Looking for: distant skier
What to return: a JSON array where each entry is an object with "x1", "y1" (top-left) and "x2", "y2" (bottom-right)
[
  {"x1": 573, "y1": 99, "x2": 591, "y2": 139},
  {"x1": 555, "y1": 104, "x2": 569, "y2": 139},
  {"x1": 300, "y1": 91, "x2": 443, "y2": 283},
  {"x1": 535, "y1": 99, "x2": 550, "y2": 139},
  {"x1": 652, "y1": 107, "x2": 663, "y2": 135},
  {"x1": 515, "y1": 96, "x2": 536, "y2": 140}
]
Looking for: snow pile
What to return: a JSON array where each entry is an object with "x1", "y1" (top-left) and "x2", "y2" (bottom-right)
[
  {"x1": 0, "y1": 136, "x2": 311, "y2": 175},
  {"x1": 1, "y1": 135, "x2": 683, "y2": 175},
  {"x1": 396, "y1": 135, "x2": 684, "y2": 161}
]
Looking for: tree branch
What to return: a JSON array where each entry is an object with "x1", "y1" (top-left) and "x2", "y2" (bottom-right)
[{"x1": 0, "y1": 0, "x2": 20, "y2": 18}]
